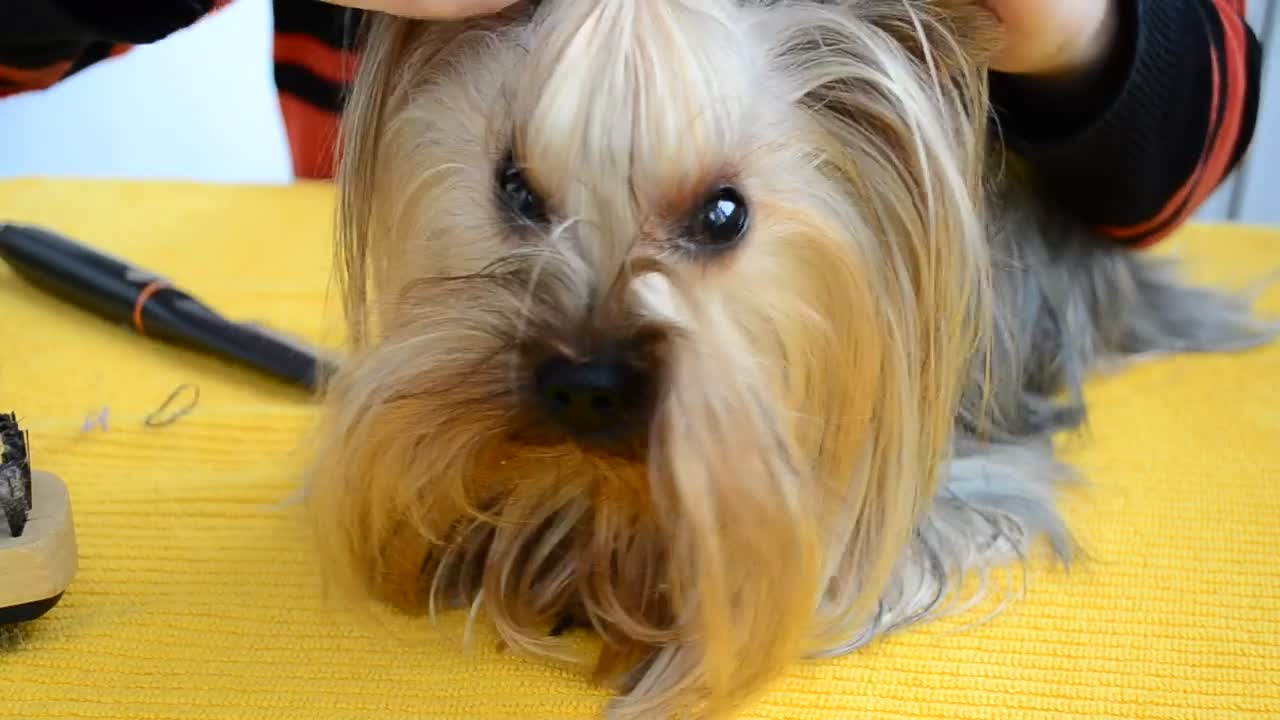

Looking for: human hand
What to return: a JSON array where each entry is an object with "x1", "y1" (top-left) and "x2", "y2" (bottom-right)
[
  {"x1": 320, "y1": 0, "x2": 518, "y2": 19},
  {"x1": 985, "y1": 0, "x2": 1119, "y2": 79}
]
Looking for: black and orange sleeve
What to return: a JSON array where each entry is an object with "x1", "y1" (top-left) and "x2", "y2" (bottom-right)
[
  {"x1": 270, "y1": 0, "x2": 363, "y2": 179},
  {"x1": 0, "y1": 0, "x2": 220, "y2": 99},
  {"x1": 990, "y1": 0, "x2": 1263, "y2": 248}
]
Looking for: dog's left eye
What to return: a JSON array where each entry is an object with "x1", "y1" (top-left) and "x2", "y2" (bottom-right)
[
  {"x1": 496, "y1": 152, "x2": 548, "y2": 224},
  {"x1": 691, "y1": 186, "x2": 750, "y2": 248}
]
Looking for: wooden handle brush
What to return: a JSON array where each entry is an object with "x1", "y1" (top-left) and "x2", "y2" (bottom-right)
[{"x1": 0, "y1": 412, "x2": 77, "y2": 625}]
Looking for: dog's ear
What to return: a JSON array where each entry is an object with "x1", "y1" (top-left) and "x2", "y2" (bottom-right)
[
  {"x1": 927, "y1": 0, "x2": 1002, "y2": 60},
  {"x1": 336, "y1": 13, "x2": 423, "y2": 347},
  {"x1": 869, "y1": 0, "x2": 1003, "y2": 68},
  {"x1": 336, "y1": 14, "x2": 488, "y2": 345}
]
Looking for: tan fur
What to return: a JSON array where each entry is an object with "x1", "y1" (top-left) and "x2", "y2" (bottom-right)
[{"x1": 305, "y1": 1, "x2": 1010, "y2": 717}]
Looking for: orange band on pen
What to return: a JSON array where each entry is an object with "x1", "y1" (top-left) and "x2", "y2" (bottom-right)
[{"x1": 132, "y1": 280, "x2": 171, "y2": 335}]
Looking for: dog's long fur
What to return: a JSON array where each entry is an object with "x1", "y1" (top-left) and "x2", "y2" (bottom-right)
[{"x1": 303, "y1": 2, "x2": 1273, "y2": 717}]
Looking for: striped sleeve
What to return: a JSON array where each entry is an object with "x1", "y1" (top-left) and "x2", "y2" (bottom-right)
[
  {"x1": 0, "y1": 0, "x2": 221, "y2": 99},
  {"x1": 991, "y1": 0, "x2": 1263, "y2": 248},
  {"x1": 271, "y1": 0, "x2": 363, "y2": 180}
]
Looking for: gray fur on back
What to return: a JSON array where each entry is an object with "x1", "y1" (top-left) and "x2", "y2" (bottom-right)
[{"x1": 820, "y1": 171, "x2": 1277, "y2": 657}]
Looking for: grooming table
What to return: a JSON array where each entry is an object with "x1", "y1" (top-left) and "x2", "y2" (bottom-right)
[{"x1": 1, "y1": 178, "x2": 1276, "y2": 719}]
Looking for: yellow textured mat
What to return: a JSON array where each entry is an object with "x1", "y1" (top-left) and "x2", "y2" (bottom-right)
[{"x1": 1, "y1": 178, "x2": 1277, "y2": 719}]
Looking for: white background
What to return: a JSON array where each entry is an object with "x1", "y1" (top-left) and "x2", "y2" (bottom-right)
[
  {"x1": 0, "y1": 0, "x2": 292, "y2": 185},
  {"x1": 0, "y1": 0, "x2": 1275, "y2": 221}
]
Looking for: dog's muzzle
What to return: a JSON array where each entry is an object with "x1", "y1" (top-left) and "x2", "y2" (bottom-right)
[{"x1": 534, "y1": 352, "x2": 652, "y2": 443}]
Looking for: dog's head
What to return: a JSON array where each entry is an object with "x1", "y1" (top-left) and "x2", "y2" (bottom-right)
[{"x1": 306, "y1": 1, "x2": 998, "y2": 716}]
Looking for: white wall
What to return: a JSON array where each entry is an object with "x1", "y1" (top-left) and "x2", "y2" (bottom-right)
[
  {"x1": 1234, "y1": 0, "x2": 1280, "y2": 224},
  {"x1": 1199, "y1": 0, "x2": 1277, "y2": 223},
  {"x1": 0, "y1": 0, "x2": 1273, "y2": 218},
  {"x1": 0, "y1": 0, "x2": 292, "y2": 184}
]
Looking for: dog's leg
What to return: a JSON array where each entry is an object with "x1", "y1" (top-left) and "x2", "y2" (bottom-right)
[
  {"x1": 827, "y1": 437, "x2": 1073, "y2": 652},
  {"x1": 993, "y1": 181, "x2": 1276, "y2": 379},
  {"x1": 957, "y1": 177, "x2": 1276, "y2": 446},
  {"x1": 864, "y1": 179, "x2": 1274, "y2": 650}
]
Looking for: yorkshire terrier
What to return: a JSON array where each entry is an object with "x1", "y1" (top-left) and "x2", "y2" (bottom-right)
[{"x1": 302, "y1": 1, "x2": 1272, "y2": 717}]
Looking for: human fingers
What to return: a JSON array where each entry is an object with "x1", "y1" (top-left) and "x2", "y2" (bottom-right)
[{"x1": 320, "y1": 0, "x2": 518, "y2": 20}]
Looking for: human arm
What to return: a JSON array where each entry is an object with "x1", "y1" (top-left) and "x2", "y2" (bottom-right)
[
  {"x1": 987, "y1": 0, "x2": 1263, "y2": 247},
  {"x1": 0, "y1": 1, "x2": 220, "y2": 99},
  {"x1": 0, "y1": 0, "x2": 516, "y2": 100}
]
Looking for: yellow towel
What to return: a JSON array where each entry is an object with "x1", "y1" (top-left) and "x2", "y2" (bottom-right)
[{"x1": 1, "y1": 178, "x2": 1277, "y2": 719}]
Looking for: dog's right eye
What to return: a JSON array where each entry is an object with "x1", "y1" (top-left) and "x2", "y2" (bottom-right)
[
  {"x1": 689, "y1": 186, "x2": 750, "y2": 249},
  {"x1": 496, "y1": 152, "x2": 548, "y2": 225}
]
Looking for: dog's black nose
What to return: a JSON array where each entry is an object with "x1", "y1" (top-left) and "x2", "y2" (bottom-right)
[{"x1": 534, "y1": 355, "x2": 649, "y2": 440}]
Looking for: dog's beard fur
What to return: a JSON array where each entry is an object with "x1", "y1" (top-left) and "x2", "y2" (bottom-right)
[{"x1": 302, "y1": 1, "x2": 1274, "y2": 717}]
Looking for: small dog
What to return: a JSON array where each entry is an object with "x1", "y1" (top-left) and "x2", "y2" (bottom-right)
[{"x1": 303, "y1": 1, "x2": 1272, "y2": 717}]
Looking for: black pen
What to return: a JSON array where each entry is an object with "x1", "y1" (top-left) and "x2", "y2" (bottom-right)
[{"x1": 0, "y1": 222, "x2": 336, "y2": 392}]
